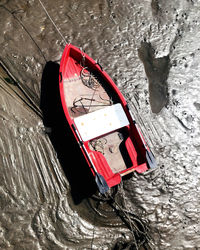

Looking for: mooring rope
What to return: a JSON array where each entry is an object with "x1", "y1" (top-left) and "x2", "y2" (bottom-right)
[
  {"x1": 0, "y1": 5, "x2": 47, "y2": 63},
  {"x1": 38, "y1": 0, "x2": 68, "y2": 45},
  {"x1": 93, "y1": 184, "x2": 150, "y2": 249}
]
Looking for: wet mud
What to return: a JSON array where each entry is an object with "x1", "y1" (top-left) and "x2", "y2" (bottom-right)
[
  {"x1": 138, "y1": 41, "x2": 170, "y2": 113},
  {"x1": 1, "y1": 0, "x2": 200, "y2": 249}
]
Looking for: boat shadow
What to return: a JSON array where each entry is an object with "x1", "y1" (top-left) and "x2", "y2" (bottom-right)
[{"x1": 40, "y1": 61, "x2": 97, "y2": 204}]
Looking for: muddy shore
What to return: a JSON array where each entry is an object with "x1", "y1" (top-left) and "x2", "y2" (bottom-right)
[{"x1": 1, "y1": 0, "x2": 200, "y2": 249}]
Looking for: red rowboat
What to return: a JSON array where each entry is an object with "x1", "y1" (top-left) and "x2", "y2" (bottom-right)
[{"x1": 59, "y1": 44, "x2": 156, "y2": 193}]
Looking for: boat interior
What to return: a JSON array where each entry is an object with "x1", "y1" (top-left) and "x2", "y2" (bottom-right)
[{"x1": 63, "y1": 63, "x2": 144, "y2": 177}]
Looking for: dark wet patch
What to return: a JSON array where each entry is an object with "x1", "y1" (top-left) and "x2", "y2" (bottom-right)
[
  {"x1": 138, "y1": 41, "x2": 170, "y2": 113},
  {"x1": 151, "y1": 0, "x2": 161, "y2": 16},
  {"x1": 194, "y1": 102, "x2": 200, "y2": 111}
]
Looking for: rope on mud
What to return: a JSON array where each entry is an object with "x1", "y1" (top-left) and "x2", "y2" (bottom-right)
[
  {"x1": 0, "y1": 61, "x2": 43, "y2": 118},
  {"x1": 114, "y1": 182, "x2": 149, "y2": 249},
  {"x1": 90, "y1": 201, "x2": 100, "y2": 250},
  {"x1": 0, "y1": 5, "x2": 47, "y2": 63},
  {"x1": 38, "y1": 0, "x2": 67, "y2": 44},
  {"x1": 94, "y1": 183, "x2": 151, "y2": 249}
]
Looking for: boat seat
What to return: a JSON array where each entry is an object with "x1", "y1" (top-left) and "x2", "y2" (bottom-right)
[
  {"x1": 74, "y1": 103, "x2": 129, "y2": 141},
  {"x1": 125, "y1": 137, "x2": 138, "y2": 167},
  {"x1": 89, "y1": 151, "x2": 121, "y2": 187},
  {"x1": 125, "y1": 137, "x2": 148, "y2": 173}
]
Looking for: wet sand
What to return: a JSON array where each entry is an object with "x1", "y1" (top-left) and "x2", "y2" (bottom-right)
[{"x1": 1, "y1": 0, "x2": 200, "y2": 249}]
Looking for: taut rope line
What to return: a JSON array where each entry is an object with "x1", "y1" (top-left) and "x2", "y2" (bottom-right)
[{"x1": 38, "y1": 0, "x2": 68, "y2": 45}]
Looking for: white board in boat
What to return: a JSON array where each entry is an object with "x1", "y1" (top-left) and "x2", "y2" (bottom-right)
[{"x1": 74, "y1": 103, "x2": 129, "y2": 141}]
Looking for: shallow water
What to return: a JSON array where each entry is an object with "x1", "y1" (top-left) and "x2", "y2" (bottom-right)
[{"x1": 1, "y1": 0, "x2": 200, "y2": 249}]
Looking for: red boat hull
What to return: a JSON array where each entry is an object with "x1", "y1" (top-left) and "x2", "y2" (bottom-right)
[{"x1": 59, "y1": 44, "x2": 152, "y2": 192}]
